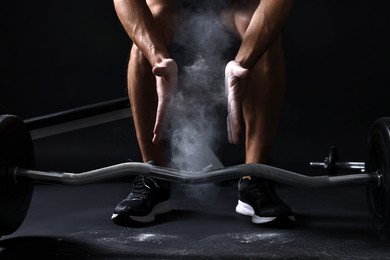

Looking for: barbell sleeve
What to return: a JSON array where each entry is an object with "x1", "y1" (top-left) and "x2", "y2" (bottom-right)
[{"x1": 310, "y1": 161, "x2": 366, "y2": 170}]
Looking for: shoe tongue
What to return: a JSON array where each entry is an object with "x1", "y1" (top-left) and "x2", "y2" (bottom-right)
[
  {"x1": 129, "y1": 177, "x2": 156, "y2": 198},
  {"x1": 133, "y1": 176, "x2": 152, "y2": 188},
  {"x1": 252, "y1": 178, "x2": 274, "y2": 190}
]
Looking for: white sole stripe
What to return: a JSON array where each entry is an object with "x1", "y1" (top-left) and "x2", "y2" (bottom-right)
[
  {"x1": 130, "y1": 200, "x2": 172, "y2": 223},
  {"x1": 236, "y1": 200, "x2": 277, "y2": 224},
  {"x1": 112, "y1": 199, "x2": 172, "y2": 223}
]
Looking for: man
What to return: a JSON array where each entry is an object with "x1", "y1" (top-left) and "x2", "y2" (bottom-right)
[{"x1": 111, "y1": 0, "x2": 294, "y2": 225}]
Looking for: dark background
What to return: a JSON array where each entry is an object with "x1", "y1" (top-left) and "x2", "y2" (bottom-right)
[{"x1": 1, "y1": 0, "x2": 389, "y2": 172}]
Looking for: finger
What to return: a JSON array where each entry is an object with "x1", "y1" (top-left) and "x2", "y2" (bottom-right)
[
  {"x1": 152, "y1": 119, "x2": 164, "y2": 144},
  {"x1": 230, "y1": 102, "x2": 242, "y2": 145},
  {"x1": 152, "y1": 122, "x2": 161, "y2": 144},
  {"x1": 152, "y1": 101, "x2": 167, "y2": 144},
  {"x1": 152, "y1": 133, "x2": 158, "y2": 144},
  {"x1": 227, "y1": 97, "x2": 237, "y2": 144},
  {"x1": 231, "y1": 117, "x2": 241, "y2": 145},
  {"x1": 227, "y1": 115, "x2": 233, "y2": 144}
]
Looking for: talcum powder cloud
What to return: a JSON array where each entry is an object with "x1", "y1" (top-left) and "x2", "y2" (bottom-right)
[{"x1": 167, "y1": 7, "x2": 237, "y2": 172}]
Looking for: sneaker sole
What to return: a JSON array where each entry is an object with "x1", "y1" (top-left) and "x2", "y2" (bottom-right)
[
  {"x1": 112, "y1": 199, "x2": 173, "y2": 223},
  {"x1": 236, "y1": 200, "x2": 277, "y2": 224}
]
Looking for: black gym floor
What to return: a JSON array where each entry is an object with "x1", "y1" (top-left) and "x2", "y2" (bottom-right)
[
  {"x1": 2, "y1": 0, "x2": 390, "y2": 258},
  {"x1": 1, "y1": 119, "x2": 390, "y2": 259}
]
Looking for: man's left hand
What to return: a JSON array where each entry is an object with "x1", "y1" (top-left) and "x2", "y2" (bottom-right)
[{"x1": 225, "y1": 60, "x2": 250, "y2": 145}]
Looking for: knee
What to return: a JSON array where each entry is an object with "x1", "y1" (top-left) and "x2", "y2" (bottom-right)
[
  {"x1": 252, "y1": 39, "x2": 284, "y2": 79},
  {"x1": 130, "y1": 45, "x2": 147, "y2": 64}
]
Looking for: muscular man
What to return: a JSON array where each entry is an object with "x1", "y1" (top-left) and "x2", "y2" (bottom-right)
[{"x1": 111, "y1": 0, "x2": 294, "y2": 225}]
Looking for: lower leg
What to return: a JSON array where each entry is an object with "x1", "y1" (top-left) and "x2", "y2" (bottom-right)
[
  {"x1": 127, "y1": 0, "x2": 180, "y2": 166},
  {"x1": 222, "y1": 0, "x2": 285, "y2": 165},
  {"x1": 237, "y1": 46, "x2": 293, "y2": 221},
  {"x1": 127, "y1": 45, "x2": 166, "y2": 166},
  {"x1": 243, "y1": 36, "x2": 286, "y2": 165},
  {"x1": 112, "y1": 0, "x2": 179, "y2": 224}
]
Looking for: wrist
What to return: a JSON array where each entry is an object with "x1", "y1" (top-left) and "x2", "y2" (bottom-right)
[
  {"x1": 149, "y1": 48, "x2": 171, "y2": 68},
  {"x1": 235, "y1": 45, "x2": 258, "y2": 70},
  {"x1": 228, "y1": 60, "x2": 244, "y2": 68},
  {"x1": 234, "y1": 56, "x2": 253, "y2": 70}
]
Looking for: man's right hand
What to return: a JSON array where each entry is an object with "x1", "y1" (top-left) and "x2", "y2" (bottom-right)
[{"x1": 151, "y1": 59, "x2": 178, "y2": 144}]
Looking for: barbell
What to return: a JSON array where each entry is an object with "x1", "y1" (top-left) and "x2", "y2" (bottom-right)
[{"x1": 0, "y1": 113, "x2": 389, "y2": 240}]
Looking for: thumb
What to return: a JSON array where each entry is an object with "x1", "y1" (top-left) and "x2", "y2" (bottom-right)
[
  {"x1": 152, "y1": 65, "x2": 167, "y2": 77},
  {"x1": 152, "y1": 58, "x2": 177, "y2": 77},
  {"x1": 233, "y1": 65, "x2": 249, "y2": 79}
]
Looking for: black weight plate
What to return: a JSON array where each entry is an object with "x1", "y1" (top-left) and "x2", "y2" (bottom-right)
[
  {"x1": 0, "y1": 115, "x2": 34, "y2": 237},
  {"x1": 327, "y1": 146, "x2": 339, "y2": 174},
  {"x1": 366, "y1": 117, "x2": 390, "y2": 240}
]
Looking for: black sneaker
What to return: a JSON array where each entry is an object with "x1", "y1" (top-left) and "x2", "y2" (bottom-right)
[
  {"x1": 111, "y1": 174, "x2": 172, "y2": 224},
  {"x1": 236, "y1": 177, "x2": 294, "y2": 224}
]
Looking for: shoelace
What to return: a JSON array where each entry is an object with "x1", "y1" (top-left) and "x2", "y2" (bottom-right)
[
  {"x1": 252, "y1": 179, "x2": 282, "y2": 203},
  {"x1": 128, "y1": 176, "x2": 159, "y2": 199}
]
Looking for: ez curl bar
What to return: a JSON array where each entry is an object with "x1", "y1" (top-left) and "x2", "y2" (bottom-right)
[{"x1": 0, "y1": 108, "x2": 390, "y2": 240}]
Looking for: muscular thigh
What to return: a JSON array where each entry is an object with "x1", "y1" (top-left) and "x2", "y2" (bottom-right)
[
  {"x1": 223, "y1": 0, "x2": 285, "y2": 78},
  {"x1": 222, "y1": 0, "x2": 260, "y2": 39},
  {"x1": 146, "y1": 0, "x2": 180, "y2": 44}
]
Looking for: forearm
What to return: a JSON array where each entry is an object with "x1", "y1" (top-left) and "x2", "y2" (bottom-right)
[
  {"x1": 235, "y1": 0, "x2": 293, "y2": 70},
  {"x1": 113, "y1": 0, "x2": 170, "y2": 67}
]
